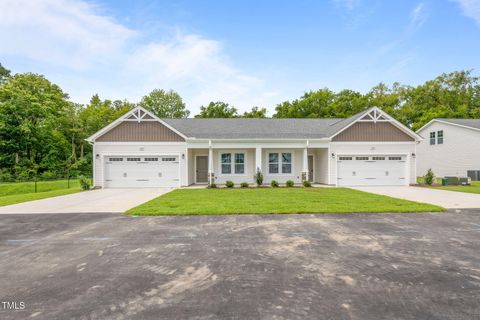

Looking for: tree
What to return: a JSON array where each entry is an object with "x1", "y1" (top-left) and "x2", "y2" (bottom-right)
[
  {"x1": 195, "y1": 101, "x2": 238, "y2": 118},
  {"x1": 0, "y1": 63, "x2": 10, "y2": 84},
  {"x1": 242, "y1": 106, "x2": 267, "y2": 118},
  {"x1": 139, "y1": 89, "x2": 190, "y2": 118},
  {"x1": 273, "y1": 88, "x2": 336, "y2": 118}
]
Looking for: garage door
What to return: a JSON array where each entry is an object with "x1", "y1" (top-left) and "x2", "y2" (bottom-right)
[
  {"x1": 104, "y1": 156, "x2": 179, "y2": 188},
  {"x1": 337, "y1": 155, "x2": 407, "y2": 186}
]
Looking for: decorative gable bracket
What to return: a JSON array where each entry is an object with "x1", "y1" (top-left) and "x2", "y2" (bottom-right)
[
  {"x1": 124, "y1": 109, "x2": 155, "y2": 123},
  {"x1": 357, "y1": 109, "x2": 390, "y2": 123}
]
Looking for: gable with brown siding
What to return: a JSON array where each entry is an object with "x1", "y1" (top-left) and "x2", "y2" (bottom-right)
[
  {"x1": 96, "y1": 121, "x2": 185, "y2": 142},
  {"x1": 332, "y1": 122, "x2": 414, "y2": 142}
]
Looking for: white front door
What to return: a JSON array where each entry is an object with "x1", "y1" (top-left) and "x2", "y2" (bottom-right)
[
  {"x1": 104, "y1": 156, "x2": 179, "y2": 188},
  {"x1": 337, "y1": 155, "x2": 407, "y2": 186}
]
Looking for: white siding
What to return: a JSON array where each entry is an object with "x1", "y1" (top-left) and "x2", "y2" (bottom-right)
[
  {"x1": 212, "y1": 149, "x2": 255, "y2": 184},
  {"x1": 262, "y1": 149, "x2": 303, "y2": 184},
  {"x1": 94, "y1": 143, "x2": 188, "y2": 187},
  {"x1": 417, "y1": 121, "x2": 480, "y2": 177},
  {"x1": 329, "y1": 142, "x2": 416, "y2": 186}
]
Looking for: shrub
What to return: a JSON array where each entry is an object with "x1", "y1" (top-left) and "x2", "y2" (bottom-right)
[
  {"x1": 225, "y1": 180, "x2": 234, "y2": 188},
  {"x1": 424, "y1": 169, "x2": 435, "y2": 185},
  {"x1": 270, "y1": 180, "x2": 279, "y2": 187},
  {"x1": 240, "y1": 182, "x2": 249, "y2": 188},
  {"x1": 303, "y1": 180, "x2": 312, "y2": 187},
  {"x1": 40, "y1": 171, "x2": 56, "y2": 180},
  {"x1": 286, "y1": 180, "x2": 294, "y2": 187},
  {"x1": 208, "y1": 183, "x2": 217, "y2": 189},
  {"x1": 0, "y1": 170, "x2": 14, "y2": 182},
  {"x1": 254, "y1": 168, "x2": 263, "y2": 186},
  {"x1": 79, "y1": 176, "x2": 91, "y2": 190}
]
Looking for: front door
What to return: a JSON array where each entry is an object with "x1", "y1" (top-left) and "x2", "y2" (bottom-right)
[
  {"x1": 308, "y1": 155, "x2": 314, "y2": 182},
  {"x1": 196, "y1": 156, "x2": 208, "y2": 183}
]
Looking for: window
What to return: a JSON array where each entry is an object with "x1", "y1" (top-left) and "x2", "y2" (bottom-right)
[
  {"x1": 144, "y1": 157, "x2": 158, "y2": 161},
  {"x1": 268, "y1": 152, "x2": 292, "y2": 174},
  {"x1": 437, "y1": 130, "x2": 443, "y2": 144},
  {"x1": 162, "y1": 157, "x2": 176, "y2": 162},
  {"x1": 221, "y1": 153, "x2": 245, "y2": 174},
  {"x1": 389, "y1": 156, "x2": 402, "y2": 161},
  {"x1": 108, "y1": 157, "x2": 123, "y2": 162},
  {"x1": 372, "y1": 156, "x2": 385, "y2": 161},
  {"x1": 339, "y1": 156, "x2": 352, "y2": 161},
  {"x1": 430, "y1": 132, "x2": 436, "y2": 145},
  {"x1": 127, "y1": 157, "x2": 141, "y2": 161},
  {"x1": 356, "y1": 156, "x2": 369, "y2": 161}
]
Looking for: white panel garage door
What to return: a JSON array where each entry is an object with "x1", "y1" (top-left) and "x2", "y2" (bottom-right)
[
  {"x1": 104, "y1": 156, "x2": 179, "y2": 188},
  {"x1": 337, "y1": 155, "x2": 407, "y2": 186}
]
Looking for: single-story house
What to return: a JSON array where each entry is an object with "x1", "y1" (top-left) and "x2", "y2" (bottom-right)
[
  {"x1": 416, "y1": 118, "x2": 480, "y2": 179},
  {"x1": 86, "y1": 106, "x2": 422, "y2": 188}
]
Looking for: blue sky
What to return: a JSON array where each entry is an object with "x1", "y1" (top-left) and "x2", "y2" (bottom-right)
[{"x1": 1, "y1": 0, "x2": 480, "y2": 115}]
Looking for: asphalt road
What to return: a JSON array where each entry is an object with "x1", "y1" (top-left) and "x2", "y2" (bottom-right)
[{"x1": 0, "y1": 210, "x2": 479, "y2": 319}]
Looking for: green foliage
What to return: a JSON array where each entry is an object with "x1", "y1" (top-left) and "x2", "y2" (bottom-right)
[
  {"x1": 195, "y1": 101, "x2": 238, "y2": 118},
  {"x1": 242, "y1": 106, "x2": 267, "y2": 118},
  {"x1": 79, "y1": 176, "x2": 91, "y2": 190},
  {"x1": 0, "y1": 63, "x2": 10, "y2": 84},
  {"x1": 286, "y1": 180, "x2": 294, "y2": 187},
  {"x1": 270, "y1": 180, "x2": 279, "y2": 187},
  {"x1": 303, "y1": 180, "x2": 312, "y2": 187},
  {"x1": 240, "y1": 182, "x2": 249, "y2": 188},
  {"x1": 139, "y1": 89, "x2": 190, "y2": 118},
  {"x1": 207, "y1": 183, "x2": 217, "y2": 189},
  {"x1": 424, "y1": 169, "x2": 435, "y2": 186},
  {"x1": 225, "y1": 180, "x2": 234, "y2": 188},
  {"x1": 254, "y1": 168, "x2": 264, "y2": 186}
]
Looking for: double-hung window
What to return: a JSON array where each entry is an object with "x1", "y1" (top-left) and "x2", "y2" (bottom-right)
[
  {"x1": 429, "y1": 132, "x2": 436, "y2": 145},
  {"x1": 221, "y1": 153, "x2": 245, "y2": 174},
  {"x1": 268, "y1": 152, "x2": 292, "y2": 174},
  {"x1": 437, "y1": 130, "x2": 443, "y2": 144}
]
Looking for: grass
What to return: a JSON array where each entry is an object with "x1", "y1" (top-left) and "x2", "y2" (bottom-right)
[
  {"x1": 0, "y1": 179, "x2": 80, "y2": 196},
  {"x1": 127, "y1": 188, "x2": 444, "y2": 215},
  {"x1": 0, "y1": 187, "x2": 83, "y2": 207},
  {"x1": 428, "y1": 181, "x2": 480, "y2": 195}
]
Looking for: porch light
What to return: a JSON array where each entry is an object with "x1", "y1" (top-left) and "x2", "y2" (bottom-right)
[
  {"x1": 331, "y1": 153, "x2": 335, "y2": 158},
  {"x1": 96, "y1": 154, "x2": 100, "y2": 159},
  {"x1": 182, "y1": 154, "x2": 185, "y2": 159},
  {"x1": 411, "y1": 153, "x2": 416, "y2": 158}
]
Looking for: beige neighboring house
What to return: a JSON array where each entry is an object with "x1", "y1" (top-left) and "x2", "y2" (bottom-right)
[
  {"x1": 86, "y1": 106, "x2": 422, "y2": 188},
  {"x1": 416, "y1": 119, "x2": 480, "y2": 179}
]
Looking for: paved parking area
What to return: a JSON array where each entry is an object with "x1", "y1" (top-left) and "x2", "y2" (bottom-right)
[
  {"x1": 1, "y1": 210, "x2": 479, "y2": 319},
  {"x1": 0, "y1": 188, "x2": 173, "y2": 214},
  {"x1": 354, "y1": 186, "x2": 480, "y2": 208}
]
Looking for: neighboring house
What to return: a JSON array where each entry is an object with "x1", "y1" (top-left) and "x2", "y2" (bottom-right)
[
  {"x1": 86, "y1": 106, "x2": 422, "y2": 188},
  {"x1": 416, "y1": 119, "x2": 480, "y2": 178}
]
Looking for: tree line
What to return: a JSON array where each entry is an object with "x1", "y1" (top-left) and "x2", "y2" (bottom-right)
[{"x1": 0, "y1": 61, "x2": 479, "y2": 181}]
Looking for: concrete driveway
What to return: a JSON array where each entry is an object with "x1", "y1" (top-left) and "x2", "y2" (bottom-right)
[
  {"x1": 0, "y1": 210, "x2": 479, "y2": 319},
  {"x1": 0, "y1": 188, "x2": 173, "y2": 214},
  {"x1": 353, "y1": 186, "x2": 480, "y2": 209}
]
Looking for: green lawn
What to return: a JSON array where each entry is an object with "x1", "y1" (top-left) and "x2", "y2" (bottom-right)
[
  {"x1": 127, "y1": 188, "x2": 444, "y2": 215},
  {"x1": 0, "y1": 188, "x2": 83, "y2": 207},
  {"x1": 0, "y1": 179, "x2": 80, "y2": 196},
  {"x1": 430, "y1": 181, "x2": 480, "y2": 195}
]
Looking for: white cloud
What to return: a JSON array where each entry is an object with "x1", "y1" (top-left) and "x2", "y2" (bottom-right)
[
  {"x1": 409, "y1": 3, "x2": 427, "y2": 32},
  {"x1": 0, "y1": 0, "x2": 278, "y2": 113},
  {"x1": 452, "y1": 0, "x2": 480, "y2": 26},
  {"x1": 332, "y1": 0, "x2": 360, "y2": 11}
]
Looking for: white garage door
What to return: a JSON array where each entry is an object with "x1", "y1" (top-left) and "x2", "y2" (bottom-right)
[
  {"x1": 104, "y1": 156, "x2": 179, "y2": 188},
  {"x1": 337, "y1": 155, "x2": 407, "y2": 186}
]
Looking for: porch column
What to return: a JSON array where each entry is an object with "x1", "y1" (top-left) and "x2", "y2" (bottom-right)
[
  {"x1": 255, "y1": 146, "x2": 262, "y2": 174},
  {"x1": 302, "y1": 140, "x2": 309, "y2": 181},
  {"x1": 208, "y1": 141, "x2": 213, "y2": 184}
]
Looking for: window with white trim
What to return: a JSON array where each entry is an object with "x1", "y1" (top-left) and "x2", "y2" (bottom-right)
[
  {"x1": 430, "y1": 132, "x2": 436, "y2": 145},
  {"x1": 144, "y1": 157, "x2": 158, "y2": 161},
  {"x1": 389, "y1": 156, "x2": 402, "y2": 161},
  {"x1": 108, "y1": 157, "x2": 123, "y2": 162},
  {"x1": 268, "y1": 152, "x2": 292, "y2": 174},
  {"x1": 356, "y1": 156, "x2": 369, "y2": 161},
  {"x1": 221, "y1": 153, "x2": 245, "y2": 174},
  {"x1": 372, "y1": 156, "x2": 385, "y2": 161},
  {"x1": 339, "y1": 156, "x2": 352, "y2": 161},
  {"x1": 162, "y1": 157, "x2": 176, "y2": 162},
  {"x1": 127, "y1": 157, "x2": 141, "y2": 161},
  {"x1": 437, "y1": 130, "x2": 443, "y2": 144}
]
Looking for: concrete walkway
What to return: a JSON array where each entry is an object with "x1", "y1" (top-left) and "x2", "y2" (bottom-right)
[
  {"x1": 0, "y1": 188, "x2": 173, "y2": 214},
  {"x1": 353, "y1": 186, "x2": 480, "y2": 209}
]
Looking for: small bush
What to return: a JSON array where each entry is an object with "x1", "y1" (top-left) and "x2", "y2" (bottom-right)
[
  {"x1": 424, "y1": 169, "x2": 435, "y2": 186},
  {"x1": 270, "y1": 180, "x2": 279, "y2": 187},
  {"x1": 286, "y1": 180, "x2": 294, "y2": 187},
  {"x1": 240, "y1": 182, "x2": 249, "y2": 188},
  {"x1": 40, "y1": 171, "x2": 56, "y2": 180},
  {"x1": 225, "y1": 180, "x2": 234, "y2": 188},
  {"x1": 254, "y1": 168, "x2": 263, "y2": 186},
  {"x1": 207, "y1": 183, "x2": 217, "y2": 189},
  {"x1": 303, "y1": 180, "x2": 312, "y2": 187},
  {"x1": 79, "y1": 176, "x2": 91, "y2": 190}
]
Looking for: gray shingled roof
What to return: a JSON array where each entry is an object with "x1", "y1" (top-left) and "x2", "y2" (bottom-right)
[
  {"x1": 438, "y1": 119, "x2": 480, "y2": 130},
  {"x1": 163, "y1": 109, "x2": 370, "y2": 139}
]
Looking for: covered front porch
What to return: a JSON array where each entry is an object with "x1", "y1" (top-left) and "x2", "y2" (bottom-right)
[{"x1": 186, "y1": 142, "x2": 329, "y2": 186}]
